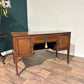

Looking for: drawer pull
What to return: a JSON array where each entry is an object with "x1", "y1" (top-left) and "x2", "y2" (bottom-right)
[
  {"x1": 57, "y1": 40, "x2": 60, "y2": 44},
  {"x1": 31, "y1": 43, "x2": 33, "y2": 48},
  {"x1": 45, "y1": 42, "x2": 48, "y2": 48},
  {"x1": 45, "y1": 36, "x2": 48, "y2": 48},
  {"x1": 45, "y1": 36, "x2": 47, "y2": 41}
]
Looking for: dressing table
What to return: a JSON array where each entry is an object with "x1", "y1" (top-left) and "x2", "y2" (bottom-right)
[{"x1": 11, "y1": 31, "x2": 71, "y2": 75}]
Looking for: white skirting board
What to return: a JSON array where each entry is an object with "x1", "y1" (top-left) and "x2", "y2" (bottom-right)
[{"x1": 1, "y1": 49, "x2": 13, "y2": 56}]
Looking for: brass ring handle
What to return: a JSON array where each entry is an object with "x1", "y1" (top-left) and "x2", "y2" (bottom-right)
[
  {"x1": 31, "y1": 43, "x2": 33, "y2": 48},
  {"x1": 45, "y1": 36, "x2": 47, "y2": 41},
  {"x1": 57, "y1": 40, "x2": 60, "y2": 44}
]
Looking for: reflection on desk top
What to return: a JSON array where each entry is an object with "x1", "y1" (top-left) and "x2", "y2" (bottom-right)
[
  {"x1": 28, "y1": 30, "x2": 71, "y2": 35},
  {"x1": 11, "y1": 30, "x2": 71, "y2": 36}
]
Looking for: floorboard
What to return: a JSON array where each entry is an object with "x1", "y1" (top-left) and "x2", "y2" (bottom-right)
[{"x1": 0, "y1": 49, "x2": 84, "y2": 84}]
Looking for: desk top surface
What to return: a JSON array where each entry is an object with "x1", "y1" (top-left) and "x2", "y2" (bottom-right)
[
  {"x1": 28, "y1": 30, "x2": 70, "y2": 35},
  {"x1": 11, "y1": 30, "x2": 71, "y2": 36}
]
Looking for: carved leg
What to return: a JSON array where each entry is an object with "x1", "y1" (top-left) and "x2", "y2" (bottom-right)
[
  {"x1": 67, "y1": 49, "x2": 70, "y2": 64},
  {"x1": 56, "y1": 51, "x2": 58, "y2": 57}
]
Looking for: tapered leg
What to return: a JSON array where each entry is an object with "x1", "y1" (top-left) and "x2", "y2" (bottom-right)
[
  {"x1": 56, "y1": 51, "x2": 58, "y2": 57},
  {"x1": 67, "y1": 49, "x2": 70, "y2": 64},
  {"x1": 13, "y1": 53, "x2": 15, "y2": 64},
  {"x1": 14, "y1": 55, "x2": 18, "y2": 75}
]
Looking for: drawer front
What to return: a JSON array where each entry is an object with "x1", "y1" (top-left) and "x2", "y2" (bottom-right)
[
  {"x1": 59, "y1": 34, "x2": 70, "y2": 49},
  {"x1": 55, "y1": 33, "x2": 71, "y2": 50},
  {"x1": 16, "y1": 36, "x2": 33, "y2": 57},
  {"x1": 46, "y1": 35, "x2": 59, "y2": 42},
  {"x1": 33, "y1": 35, "x2": 45, "y2": 43},
  {"x1": 33, "y1": 34, "x2": 59, "y2": 43}
]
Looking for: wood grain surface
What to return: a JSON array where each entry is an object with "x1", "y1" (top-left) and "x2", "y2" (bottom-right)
[{"x1": 0, "y1": 49, "x2": 84, "y2": 84}]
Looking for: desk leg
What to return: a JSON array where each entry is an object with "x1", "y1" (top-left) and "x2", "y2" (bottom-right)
[
  {"x1": 67, "y1": 49, "x2": 70, "y2": 64},
  {"x1": 13, "y1": 53, "x2": 15, "y2": 64},
  {"x1": 56, "y1": 51, "x2": 58, "y2": 57},
  {"x1": 14, "y1": 54, "x2": 18, "y2": 75}
]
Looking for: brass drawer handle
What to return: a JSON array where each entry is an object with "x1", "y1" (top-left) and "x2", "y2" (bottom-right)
[
  {"x1": 45, "y1": 36, "x2": 47, "y2": 41},
  {"x1": 45, "y1": 36, "x2": 48, "y2": 48},
  {"x1": 57, "y1": 40, "x2": 60, "y2": 44},
  {"x1": 31, "y1": 43, "x2": 33, "y2": 48}
]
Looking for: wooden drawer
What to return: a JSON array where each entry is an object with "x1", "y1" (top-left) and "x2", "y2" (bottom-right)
[
  {"x1": 16, "y1": 36, "x2": 33, "y2": 57},
  {"x1": 55, "y1": 33, "x2": 71, "y2": 50},
  {"x1": 59, "y1": 34, "x2": 70, "y2": 49},
  {"x1": 46, "y1": 35, "x2": 59, "y2": 42},
  {"x1": 33, "y1": 35, "x2": 45, "y2": 43},
  {"x1": 33, "y1": 34, "x2": 59, "y2": 43}
]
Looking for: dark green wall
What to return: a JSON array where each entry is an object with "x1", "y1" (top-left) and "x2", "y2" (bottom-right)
[{"x1": 0, "y1": 0, "x2": 28, "y2": 52}]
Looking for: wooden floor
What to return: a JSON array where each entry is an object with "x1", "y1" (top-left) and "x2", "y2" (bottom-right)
[{"x1": 0, "y1": 49, "x2": 84, "y2": 84}]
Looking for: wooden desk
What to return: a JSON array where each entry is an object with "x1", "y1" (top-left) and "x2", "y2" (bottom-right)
[
  {"x1": 11, "y1": 31, "x2": 71, "y2": 75},
  {"x1": 0, "y1": 34, "x2": 6, "y2": 64}
]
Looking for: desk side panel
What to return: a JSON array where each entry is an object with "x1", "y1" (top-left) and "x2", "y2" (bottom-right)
[
  {"x1": 12, "y1": 36, "x2": 33, "y2": 57},
  {"x1": 54, "y1": 33, "x2": 71, "y2": 51}
]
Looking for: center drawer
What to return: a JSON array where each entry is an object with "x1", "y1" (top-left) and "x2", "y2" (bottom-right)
[
  {"x1": 33, "y1": 35, "x2": 45, "y2": 43},
  {"x1": 33, "y1": 34, "x2": 59, "y2": 43},
  {"x1": 47, "y1": 35, "x2": 59, "y2": 42}
]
